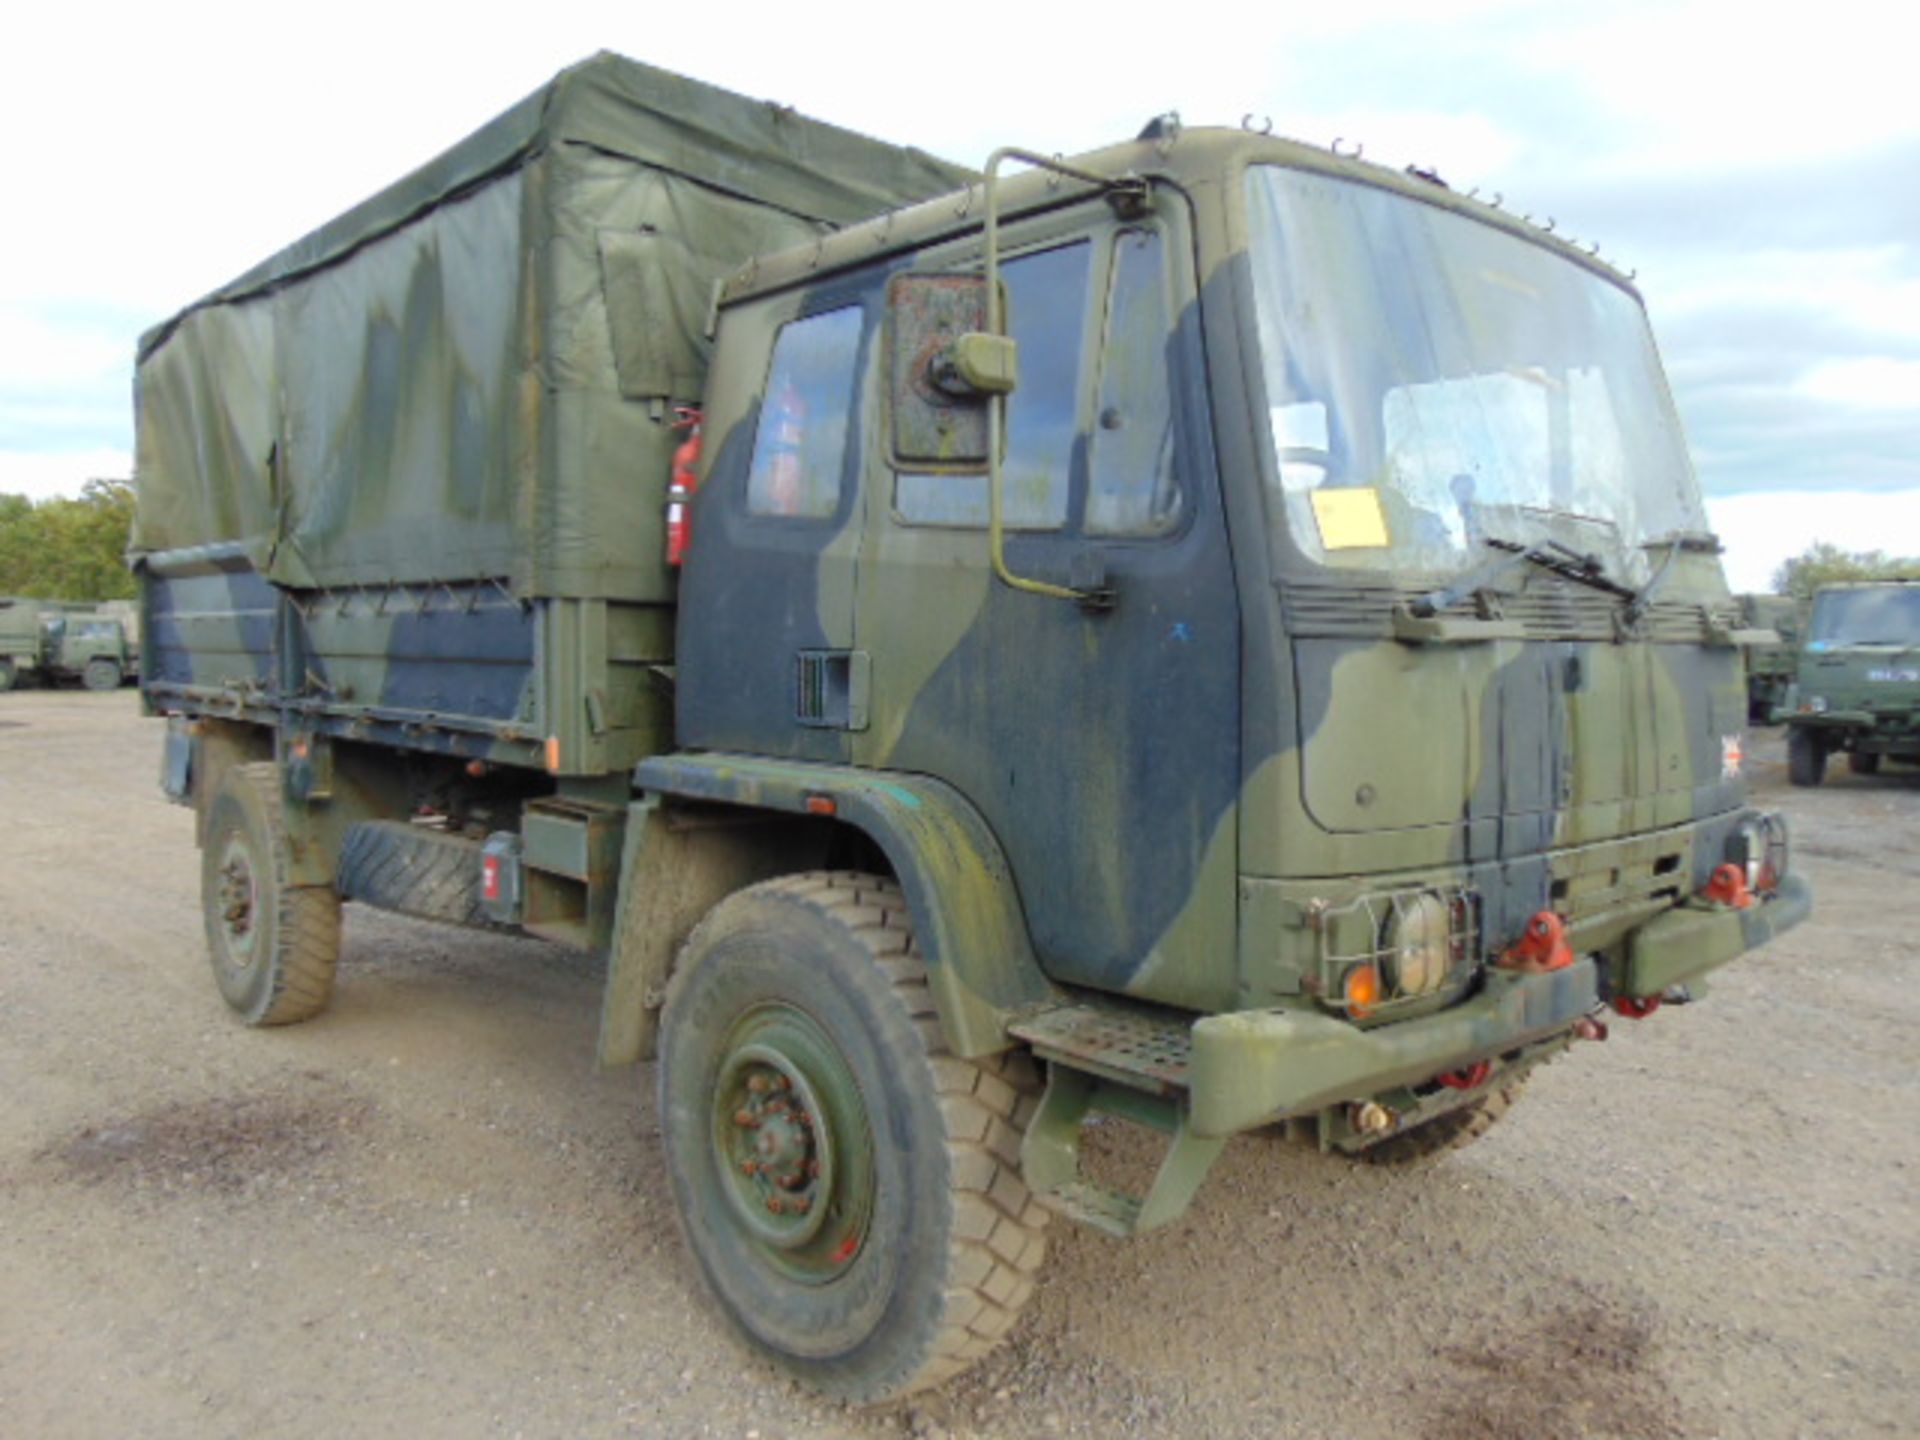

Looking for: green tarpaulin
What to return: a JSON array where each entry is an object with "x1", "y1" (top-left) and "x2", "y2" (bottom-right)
[{"x1": 134, "y1": 52, "x2": 974, "y2": 600}]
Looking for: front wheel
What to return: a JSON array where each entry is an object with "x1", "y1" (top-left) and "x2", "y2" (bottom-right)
[
  {"x1": 81, "y1": 658, "x2": 121, "y2": 691},
  {"x1": 657, "y1": 872, "x2": 1047, "y2": 1402},
  {"x1": 1787, "y1": 728, "x2": 1827, "y2": 787}
]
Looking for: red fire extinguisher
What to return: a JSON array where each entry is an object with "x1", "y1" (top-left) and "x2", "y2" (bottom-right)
[{"x1": 665, "y1": 406, "x2": 703, "y2": 567}]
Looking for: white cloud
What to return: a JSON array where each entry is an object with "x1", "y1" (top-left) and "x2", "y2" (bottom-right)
[
  {"x1": 1800, "y1": 358, "x2": 1920, "y2": 412},
  {"x1": 0, "y1": 450, "x2": 133, "y2": 503},
  {"x1": 1707, "y1": 488, "x2": 1920, "y2": 592}
]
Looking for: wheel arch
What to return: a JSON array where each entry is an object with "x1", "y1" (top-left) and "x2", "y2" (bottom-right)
[{"x1": 602, "y1": 754, "x2": 1056, "y2": 1065}]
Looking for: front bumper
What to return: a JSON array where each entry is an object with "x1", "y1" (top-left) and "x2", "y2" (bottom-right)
[{"x1": 1186, "y1": 873, "x2": 1811, "y2": 1138}]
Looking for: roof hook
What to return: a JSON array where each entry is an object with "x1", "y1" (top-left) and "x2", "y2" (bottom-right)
[{"x1": 1241, "y1": 113, "x2": 1274, "y2": 135}]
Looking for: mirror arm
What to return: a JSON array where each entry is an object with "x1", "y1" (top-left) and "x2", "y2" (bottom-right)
[{"x1": 982, "y1": 147, "x2": 1143, "y2": 606}]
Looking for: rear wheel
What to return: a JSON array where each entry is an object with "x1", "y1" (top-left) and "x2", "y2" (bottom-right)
[
  {"x1": 0, "y1": 659, "x2": 14, "y2": 692},
  {"x1": 81, "y1": 658, "x2": 121, "y2": 691},
  {"x1": 657, "y1": 872, "x2": 1047, "y2": 1402},
  {"x1": 1787, "y1": 728, "x2": 1827, "y2": 787},
  {"x1": 201, "y1": 763, "x2": 340, "y2": 1025},
  {"x1": 1848, "y1": 750, "x2": 1881, "y2": 776},
  {"x1": 1355, "y1": 1077, "x2": 1528, "y2": 1165}
]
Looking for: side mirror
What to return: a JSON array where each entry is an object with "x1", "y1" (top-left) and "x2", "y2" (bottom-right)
[{"x1": 888, "y1": 273, "x2": 1018, "y2": 467}]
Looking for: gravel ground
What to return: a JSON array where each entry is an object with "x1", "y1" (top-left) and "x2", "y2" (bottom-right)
[{"x1": 0, "y1": 691, "x2": 1914, "y2": 1439}]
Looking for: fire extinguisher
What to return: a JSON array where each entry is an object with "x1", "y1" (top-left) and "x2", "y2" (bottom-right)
[{"x1": 665, "y1": 405, "x2": 703, "y2": 567}]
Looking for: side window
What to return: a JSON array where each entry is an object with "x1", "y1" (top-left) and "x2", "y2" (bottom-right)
[
  {"x1": 897, "y1": 241, "x2": 1091, "y2": 528},
  {"x1": 1087, "y1": 229, "x2": 1182, "y2": 536},
  {"x1": 746, "y1": 306, "x2": 864, "y2": 520}
]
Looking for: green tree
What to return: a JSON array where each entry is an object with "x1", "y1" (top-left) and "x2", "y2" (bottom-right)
[
  {"x1": 0, "y1": 480, "x2": 136, "y2": 601},
  {"x1": 1771, "y1": 541, "x2": 1920, "y2": 603}
]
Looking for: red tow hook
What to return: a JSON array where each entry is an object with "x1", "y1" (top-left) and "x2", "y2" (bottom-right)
[
  {"x1": 1701, "y1": 863, "x2": 1755, "y2": 910},
  {"x1": 1500, "y1": 910, "x2": 1574, "y2": 973},
  {"x1": 1437, "y1": 1060, "x2": 1492, "y2": 1090},
  {"x1": 1573, "y1": 1014, "x2": 1609, "y2": 1042},
  {"x1": 1610, "y1": 993, "x2": 1662, "y2": 1019}
]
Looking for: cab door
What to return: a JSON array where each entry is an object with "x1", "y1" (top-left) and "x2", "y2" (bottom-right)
[
  {"x1": 852, "y1": 199, "x2": 1243, "y2": 1012},
  {"x1": 676, "y1": 294, "x2": 870, "y2": 761}
]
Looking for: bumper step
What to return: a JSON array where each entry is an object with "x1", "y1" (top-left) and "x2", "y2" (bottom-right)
[{"x1": 1008, "y1": 1000, "x2": 1193, "y2": 1096}]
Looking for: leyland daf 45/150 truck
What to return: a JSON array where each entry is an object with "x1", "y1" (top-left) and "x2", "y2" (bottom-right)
[
  {"x1": 134, "y1": 52, "x2": 1810, "y2": 1401},
  {"x1": 0, "y1": 598, "x2": 134, "y2": 691},
  {"x1": 1782, "y1": 580, "x2": 1920, "y2": 783}
]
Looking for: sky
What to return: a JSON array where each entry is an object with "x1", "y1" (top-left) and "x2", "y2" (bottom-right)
[{"x1": 1, "y1": 0, "x2": 1913, "y2": 591}]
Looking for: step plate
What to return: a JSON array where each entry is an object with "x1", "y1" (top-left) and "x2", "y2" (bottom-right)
[{"x1": 1009, "y1": 1004, "x2": 1193, "y2": 1093}]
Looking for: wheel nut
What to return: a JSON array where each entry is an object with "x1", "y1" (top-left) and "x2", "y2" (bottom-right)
[
  {"x1": 766, "y1": 1196, "x2": 783, "y2": 1214},
  {"x1": 747, "y1": 1075, "x2": 768, "y2": 1094},
  {"x1": 734, "y1": 1109, "x2": 755, "y2": 1127},
  {"x1": 740, "y1": 1159, "x2": 757, "y2": 1175},
  {"x1": 791, "y1": 1195, "x2": 811, "y2": 1215}
]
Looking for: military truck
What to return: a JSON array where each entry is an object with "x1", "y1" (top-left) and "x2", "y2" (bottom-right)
[
  {"x1": 133, "y1": 53, "x2": 1810, "y2": 1402},
  {"x1": 1737, "y1": 592, "x2": 1802, "y2": 723},
  {"x1": 1782, "y1": 580, "x2": 1920, "y2": 784},
  {"x1": 0, "y1": 597, "x2": 133, "y2": 691}
]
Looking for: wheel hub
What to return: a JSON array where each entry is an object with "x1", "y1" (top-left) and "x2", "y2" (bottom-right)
[
  {"x1": 217, "y1": 846, "x2": 258, "y2": 961},
  {"x1": 709, "y1": 1015, "x2": 873, "y2": 1282}
]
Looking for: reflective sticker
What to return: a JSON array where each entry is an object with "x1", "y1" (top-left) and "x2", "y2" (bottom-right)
[
  {"x1": 1868, "y1": 667, "x2": 1920, "y2": 682},
  {"x1": 1722, "y1": 733, "x2": 1744, "y2": 780},
  {"x1": 1310, "y1": 487, "x2": 1390, "y2": 550}
]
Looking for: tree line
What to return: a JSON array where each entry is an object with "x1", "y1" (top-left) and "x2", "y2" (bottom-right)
[
  {"x1": 1770, "y1": 542, "x2": 1920, "y2": 602},
  {"x1": 0, "y1": 481, "x2": 137, "y2": 601}
]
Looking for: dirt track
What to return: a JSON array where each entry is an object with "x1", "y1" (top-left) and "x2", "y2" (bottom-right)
[{"x1": 1, "y1": 691, "x2": 1914, "y2": 1439}]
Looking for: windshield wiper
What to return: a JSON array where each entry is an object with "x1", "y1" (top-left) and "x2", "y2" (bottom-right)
[
  {"x1": 1624, "y1": 530, "x2": 1724, "y2": 624},
  {"x1": 1411, "y1": 535, "x2": 1634, "y2": 618}
]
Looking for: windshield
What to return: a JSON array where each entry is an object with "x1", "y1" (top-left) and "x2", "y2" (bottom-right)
[
  {"x1": 1244, "y1": 165, "x2": 1706, "y2": 583},
  {"x1": 1809, "y1": 587, "x2": 1920, "y2": 646}
]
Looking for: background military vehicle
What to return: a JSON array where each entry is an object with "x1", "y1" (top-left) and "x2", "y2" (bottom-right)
[
  {"x1": 0, "y1": 597, "x2": 134, "y2": 690},
  {"x1": 133, "y1": 53, "x2": 1810, "y2": 1402},
  {"x1": 1782, "y1": 580, "x2": 1920, "y2": 784},
  {"x1": 1737, "y1": 592, "x2": 1803, "y2": 722}
]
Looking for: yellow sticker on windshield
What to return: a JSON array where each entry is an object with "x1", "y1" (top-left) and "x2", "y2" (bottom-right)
[{"x1": 1311, "y1": 487, "x2": 1390, "y2": 550}]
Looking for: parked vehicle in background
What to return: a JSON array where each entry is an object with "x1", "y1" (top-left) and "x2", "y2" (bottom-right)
[
  {"x1": 1783, "y1": 580, "x2": 1920, "y2": 785},
  {"x1": 1738, "y1": 592, "x2": 1803, "y2": 723},
  {"x1": 0, "y1": 598, "x2": 134, "y2": 691},
  {"x1": 132, "y1": 52, "x2": 1811, "y2": 1403}
]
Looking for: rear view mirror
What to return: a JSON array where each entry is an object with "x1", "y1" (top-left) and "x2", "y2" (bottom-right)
[{"x1": 888, "y1": 274, "x2": 1017, "y2": 468}]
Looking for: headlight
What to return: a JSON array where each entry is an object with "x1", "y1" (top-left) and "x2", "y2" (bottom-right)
[
  {"x1": 1384, "y1": 892, "x2": 1453, "y2": 996},
  {"x1": 1800, "y1": 694, "x2": 1829, "y2": 714}
]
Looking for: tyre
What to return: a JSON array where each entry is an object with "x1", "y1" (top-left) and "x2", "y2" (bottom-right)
[
  {"x1": 201, "y1": 762, "x2": 341, "y2": 1025},
  {"x1": 1787, "y1": 728, "x2": 1826, "y2": 787},
  {"x1": 657, "y1": 872, "x2": 1047, "y2": 1402},
  {"x1": 336, "y1": 821, "x2": 495, "y2": 929},
  {"x1": 1356, "y1": 1076, "x2": 1528, "y2": 1166},
  {"x1": 81, "y1": 658, "x2": 121, "y2": 691},
  {"x1": 0, "y1": 659, "x2": 14, "y2": 692},
  {"x1": 1848, "y1": 750, "x2": 1881, "y2": 776}
]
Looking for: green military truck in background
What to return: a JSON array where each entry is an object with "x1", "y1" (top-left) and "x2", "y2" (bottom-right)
[
  {"x1": 1737, "y1": 592, "x2": 1803, "y2": 723},
  {"x1": 0, "y1": 597, "x2": 136, "y2": 691},
  {"x1": 134, "y1": 53, "x2": 1810, "y2": 1402},
  {"x1": 1782, "y1": 580, "x2": 1920, "y2": 784}
]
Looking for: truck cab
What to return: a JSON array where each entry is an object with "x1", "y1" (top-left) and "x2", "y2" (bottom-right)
[{"x1": 679, "y1": 126, "x2": 1805, "y2": 1099}]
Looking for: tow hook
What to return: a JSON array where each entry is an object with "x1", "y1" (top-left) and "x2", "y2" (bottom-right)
[
  {"x1": 1437, "y1": 1060, "x2": 1492, "y2": 1090},
  {"x1": 1573, "y1": 1014, "x2": 1609, "y2": 1042},
  {"x1": 1611, "y1": 993, "x2": 1661, "y2": 1019}
]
